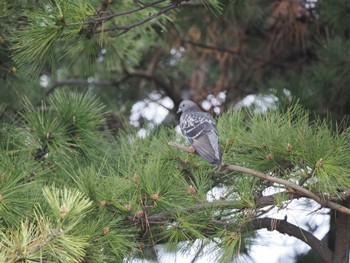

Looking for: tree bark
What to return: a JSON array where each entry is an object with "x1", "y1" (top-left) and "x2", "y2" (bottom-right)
[
  {"x1": 332, "y1": 197, "x2": 350, "y2": 263},
  {"x1": 250, "y1": 217, "x2": 333, "y2": 263}
]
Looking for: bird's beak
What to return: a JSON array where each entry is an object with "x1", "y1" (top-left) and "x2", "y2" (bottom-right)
[{"x1": 177, "y1": 108, "x2": 182, "y2": 114}]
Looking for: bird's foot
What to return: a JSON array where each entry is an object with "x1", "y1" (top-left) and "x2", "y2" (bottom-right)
[{"x1": 188, "y1": 146, "x2": 196, "y2": 153}]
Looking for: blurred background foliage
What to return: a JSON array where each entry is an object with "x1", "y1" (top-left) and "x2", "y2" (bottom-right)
[{"x1": 1, "y1": 0, "x2": 350, "y2": 127}]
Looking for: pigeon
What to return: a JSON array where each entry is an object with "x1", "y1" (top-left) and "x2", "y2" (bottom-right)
[{"x1": 177, "y1": 100, "x2": 222, "y2": 166}]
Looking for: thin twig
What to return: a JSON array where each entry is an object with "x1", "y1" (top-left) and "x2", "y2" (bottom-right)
[
  {"x1": 65, "y1": 0, "x2": 166, "y2": 26},
  {"x1": 97, "y1": 0, "x2": 166, "y2": 21},
  {"x1": 45, "y1": 76, "x2": 130, "y2": 95},
  {"x1": 168, "y1": 142, "x2": 194, "y2": 153},
  {"x1": 141, "y1": 200, "x2": 245, "y2": 224},
  {"x1": 94, "y1": 1, "x2": 180, "y2": 34},
  {"x1": 224, "y1": 164, "x2": 350, "y2": 216},
  {"x1": 183, "y1": 40, "x2": 286, "y2": 67}
]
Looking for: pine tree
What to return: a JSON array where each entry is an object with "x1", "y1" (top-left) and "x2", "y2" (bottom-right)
[
  {"x1": 1, "y1": 0, "x2": 350, "y2": 262},
  {"x1": 0, "y1": 91, "x2": 349, "y2": 262}
]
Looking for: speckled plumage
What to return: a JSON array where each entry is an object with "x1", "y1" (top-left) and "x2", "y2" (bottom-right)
[{"x1": 177, "y1": 100, "x2": 222, "y2": 166}]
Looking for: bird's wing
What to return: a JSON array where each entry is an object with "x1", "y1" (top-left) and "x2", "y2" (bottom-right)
[
  {"x1": 180, "y1": 112, "x2": 214, "y2": 142},
  {"x1": 180, "y1": 112, "x2": 221, "y2": 165},
  {"x1": 192, "y1": 130, "x2": 221, "y2": 165}
]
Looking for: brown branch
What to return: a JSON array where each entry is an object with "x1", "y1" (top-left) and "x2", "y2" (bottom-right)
[
  {"x1": 133, "y1": 200, "x2": 245, "y2": 225},
  {"x1": 46, "y1": 67, "x2": 183, "y2": 106},
  {"x1": 47, "y1": 43, "x2": 183, "y2": 104},
  {"x1": 224, "y1": 164, "x2": 350, "y2": 216},
  {"x1": 168, "y1": 142, "x2": 195, "y2": 153},
  {"x1": 97, "y1": 0, "x2": 166, "y2": 22},
  {"x1": 183, "y1": 40, "x2": 243, "y2": 56},
  {"x1": 168, "y1": 142, "x2": 350, "y2": 216},
  {"x1": 183, "y1": 40, "x2": 286, "y2": 67},
  {"x1": 94, "y1": 1, "x2": 181, "y2": 35},
  {"x1": 65, "y1": 0, "x2": 167, "y2": 26},
  {"x1": 332, "y1": 197, "x2": 350, "y2": 263},
  {"x1": 129, "y1": 194, "x2": 334, "y2": 262},
  {"x1": 45, "y1": 76, "x2": 130, "y2": 95},
  {"x1": 64, "y1": 0, "x2": 191, "y2": 37},
  {"x1": 249, "y1": 217, "x2": 333, "y2": 263},
  {"x1": 136, "y1": 197, "x2": 289, "y2": 226}
]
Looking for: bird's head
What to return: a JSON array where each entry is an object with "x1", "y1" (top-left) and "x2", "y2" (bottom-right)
[{"x1": 177, "y1": 100, "x2": 198, "y2": 114}]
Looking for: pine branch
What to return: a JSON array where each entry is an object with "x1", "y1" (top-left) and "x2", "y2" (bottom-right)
[
  {"x1": 65, "y1": 0, "x2": 167, "y2": 26},
  {"x1": 210, "y1": 216, "x2": 334, "y2": 263},
  {"x1": 168, "y1": 142, "x2": 195, "y2": 153},
  {"x1": 224, "y1": 164, "x2": 350, "y2": 216},
  {"x1": 182, "y1": 39, "x2": 286, "y2": 67},
  {"x1": 47, "y1": 48, "x2": 183, "y2": 106},
  {"x1": 65, "y1": 0, "x2": 187, "y2": 36},
  {"x1": 143, "y1": 200, "x2": 245, "y2": 224},
  {"x1": 138, "y1": 193, "x2": 301, "y2": 226},
  {"x1": 126, "y1": 181, "x2": 333, "y2": 262},
  {"x1": 248, "y1": 217, "x2": 333, "y2": 263},
  {"x1": 168, "y1": 141, "x2": 350, "y2": 216},
  {"x1": 46, "y1": 76, "x2": 130, "y2": 95},
  {"x1": 94, "y1": 1, "x2": 181, "y2": 35}
]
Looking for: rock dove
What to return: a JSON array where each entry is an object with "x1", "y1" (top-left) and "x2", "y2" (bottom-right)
[{"x1": 177, "y1": 100, "x2": 222, "y2": 166}]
